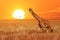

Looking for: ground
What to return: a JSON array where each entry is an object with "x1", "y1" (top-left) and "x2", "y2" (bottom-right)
[{"x1": 0, "y1": 19, "x2": 60, "y2": 40}]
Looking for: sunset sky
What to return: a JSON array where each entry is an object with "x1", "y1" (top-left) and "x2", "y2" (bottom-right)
[{"x1": 0, "y1": 0, "x2": 60, "y2": 19}]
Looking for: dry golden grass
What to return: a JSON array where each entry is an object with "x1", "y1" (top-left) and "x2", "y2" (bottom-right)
[
  {"x1": 0, "y1": 19, "x2": 60, "y2": 40},
  {"x1": 0, "y1": 30, "x2": 59, "y2": 40}
]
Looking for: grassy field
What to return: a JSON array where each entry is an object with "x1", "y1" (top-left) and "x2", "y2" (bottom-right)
[
  {"x1": 0, "y1": 19, "x2": 60, "y2": 40},
  {"x1": 0, "y1": 31, "x2": 59, "y2": 40}
]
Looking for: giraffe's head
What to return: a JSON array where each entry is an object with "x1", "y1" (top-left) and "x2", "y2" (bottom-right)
[{"x1": 29, "y1": 8, "x2": 34, "y2": 13}]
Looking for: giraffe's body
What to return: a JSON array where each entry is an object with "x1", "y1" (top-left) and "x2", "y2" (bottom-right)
[{"x1": 29, "y1": 8, "x2": 53, "y2": 32}]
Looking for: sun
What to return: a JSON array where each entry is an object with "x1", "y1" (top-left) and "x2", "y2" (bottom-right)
[{"x1": 13, "y1": 9, "x2": 25, "y2": 19}]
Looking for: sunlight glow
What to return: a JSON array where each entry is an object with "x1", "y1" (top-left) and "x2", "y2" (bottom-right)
[{"x1": 13, "y1": 9, "x2": 25, "y2": 19}]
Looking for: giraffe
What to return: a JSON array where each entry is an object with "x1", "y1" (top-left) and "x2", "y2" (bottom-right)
[{"x1": 29, "y1": 8, "x2": 53, "y2": 32}]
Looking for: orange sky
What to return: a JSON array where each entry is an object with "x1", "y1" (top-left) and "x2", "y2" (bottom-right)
[{"x1": 0, "y1": 0, "x2": 60, "y2": 19}]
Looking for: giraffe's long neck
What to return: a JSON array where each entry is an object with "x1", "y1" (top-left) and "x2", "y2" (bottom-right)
[{"x1": 29, "y1": 9, "x2": 42, "y2": 22}]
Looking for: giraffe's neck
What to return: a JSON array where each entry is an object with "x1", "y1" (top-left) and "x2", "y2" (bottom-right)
[{"x1": 29, "y1": 10, "x2": 43, "y2": 22}]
